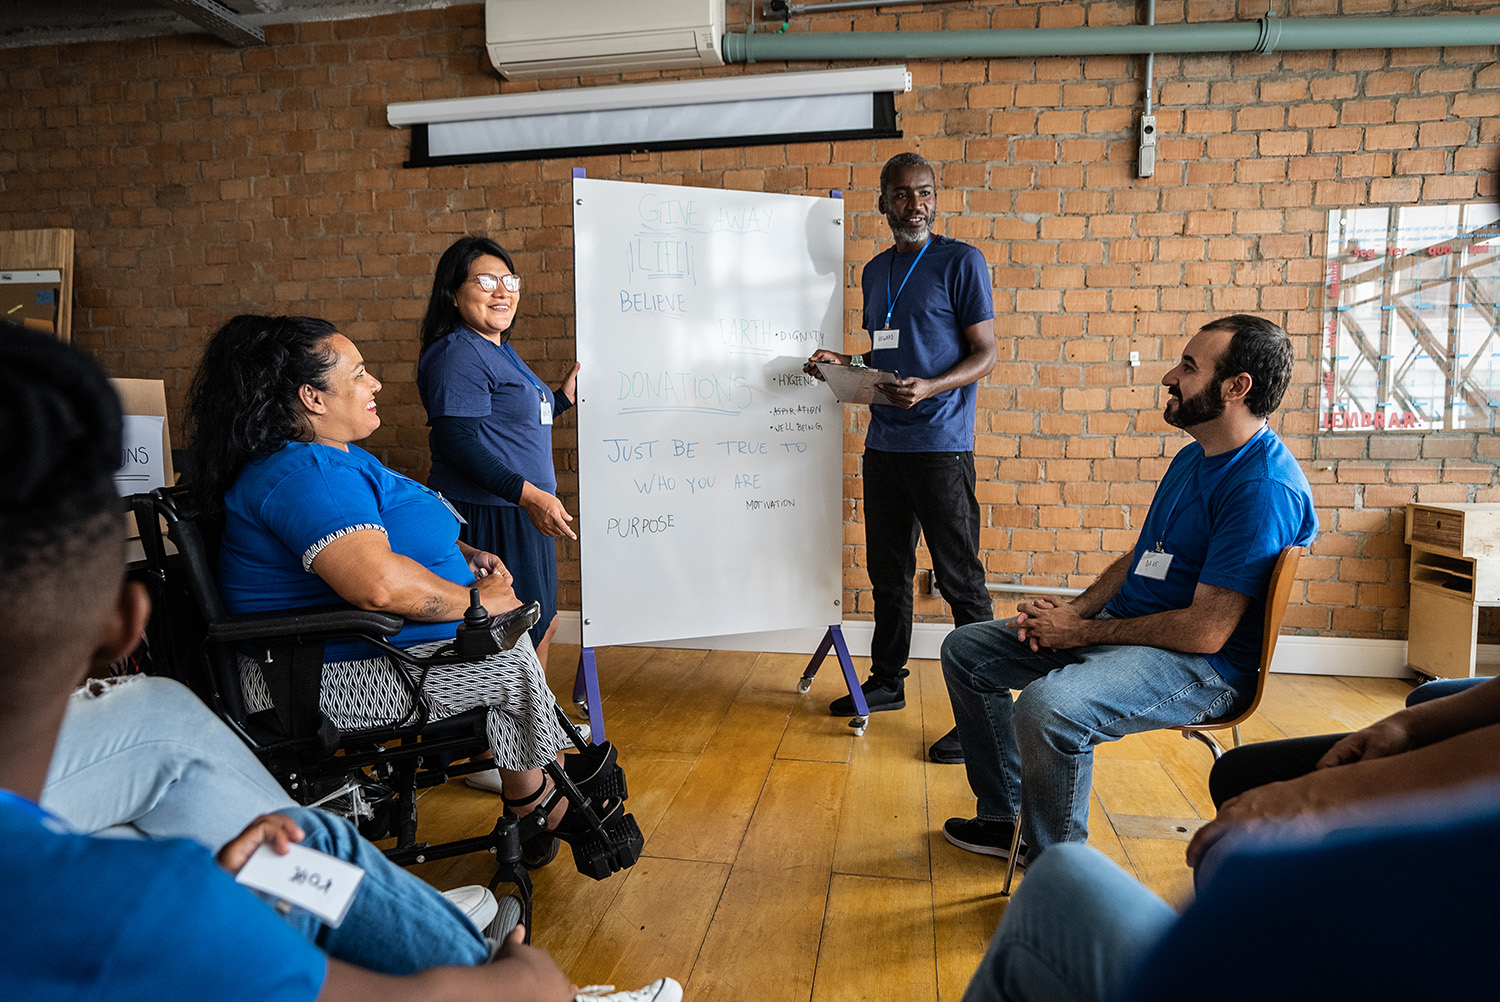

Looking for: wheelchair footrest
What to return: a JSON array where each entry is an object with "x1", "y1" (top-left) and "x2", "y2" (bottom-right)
[{"x1": 570, "y1": 812, "x2": 644, "y2": 881}]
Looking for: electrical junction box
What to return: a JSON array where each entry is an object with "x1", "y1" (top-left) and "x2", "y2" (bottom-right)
[{"x1": 486, "y1": 0, "x2": 726, "y2": 79}]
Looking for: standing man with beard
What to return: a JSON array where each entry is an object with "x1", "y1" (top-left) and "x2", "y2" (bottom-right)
[
  {"x1": 806, "y1": 152, "x2": 997, "y2": 763},
  {"x1": 938, "y1": 315, "x2": 1317, "y2": 864}
]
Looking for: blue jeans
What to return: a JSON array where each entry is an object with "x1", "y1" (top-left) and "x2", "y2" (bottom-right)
[
  {"x1": 41, "y1": 675, "x2": 487, "y2": 973},
  {"x1": 962, "y1": 843, "x2": 1176, "y2": 1002},
  {"x1": 941, "y1": 619, "x2": 1241, "y2": 851}
]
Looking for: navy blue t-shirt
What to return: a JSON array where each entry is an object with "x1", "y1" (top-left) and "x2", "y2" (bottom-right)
[
  {"x1": 0, "y1": 793, "x2": 326, "y2": 1002},
  {"x1": 861, "y1": 234, "x2": 994, "y2": 452},
  {"x1": 1104, "y1": 427, "x2": 1317, "y2": 687},
  {"x1": 418, "y1": 326, "x2": 559, "y2": 507},
  {"x1": 219, "y1": 442, "x2": 475, "y2": 661}
]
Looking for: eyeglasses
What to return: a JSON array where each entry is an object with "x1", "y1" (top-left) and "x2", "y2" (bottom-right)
[{"x1": 472, "y1": 273, "x2": 521, "y2": 293}]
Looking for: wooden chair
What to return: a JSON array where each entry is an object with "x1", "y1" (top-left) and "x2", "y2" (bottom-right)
[{"x1": 1000, "y1": 545, "x2": 1306, "y2": 895}]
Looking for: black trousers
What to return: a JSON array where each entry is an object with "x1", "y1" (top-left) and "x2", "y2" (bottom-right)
[
  {"x1": 1208, "y1": 676, "x2": 1489, "y2": 806},
  {"x1": 1208, "y1": 734, "x2": 1345, "y2": 807},
  {"x1": 863, "y1": 448, "x2": 993, "y2": 685}
]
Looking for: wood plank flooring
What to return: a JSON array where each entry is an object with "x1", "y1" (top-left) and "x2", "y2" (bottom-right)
[{"x1": 404, "y1": 645, "x2": 1413, "y2": 1001}]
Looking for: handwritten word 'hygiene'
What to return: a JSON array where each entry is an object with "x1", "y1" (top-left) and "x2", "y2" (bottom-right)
[{"x1": 637, "y1": 194, "x2": 775, "y2": 234}]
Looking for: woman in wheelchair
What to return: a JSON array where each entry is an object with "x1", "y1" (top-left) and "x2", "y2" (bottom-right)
[{"x1": 187, "y1": 313, "x2": 617, "y2": 866}]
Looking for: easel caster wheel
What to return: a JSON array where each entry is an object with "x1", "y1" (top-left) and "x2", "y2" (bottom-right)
[
  {"x1": 796, "y1": 677, "x2": 812, "y2": 694},
  {"x1": 574, "y1": 699, "x2": 589, "y2": 715},
  {"x1": 849, "y1": 716, "x2": 867, "y2": 736}
]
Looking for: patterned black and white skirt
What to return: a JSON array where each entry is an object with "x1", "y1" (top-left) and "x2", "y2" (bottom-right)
[{"x1": 240, "y1": 632, "x2": 569, "y2": 772}]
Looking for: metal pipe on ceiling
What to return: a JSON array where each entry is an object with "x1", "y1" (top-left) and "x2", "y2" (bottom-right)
[{"x1": 724, "y1": 14, "x2": 1500, "y2": 62}]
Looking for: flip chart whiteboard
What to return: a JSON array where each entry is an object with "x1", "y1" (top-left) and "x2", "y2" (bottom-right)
[{"x1": 573, "y1": 177, "x2": 844, "y2": 649}]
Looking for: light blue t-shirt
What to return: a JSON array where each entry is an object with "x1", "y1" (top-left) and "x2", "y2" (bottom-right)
[
  {"x1": 418, "y1": 326, "x2": 560, "y2": 507},
  {"x1": 861, "y1": 234, "x2": 994, "y2": 453},
  {"x1": 219, "y1": 441, "x2": 475, "y2": 661},
  {"x1": 1103, "y1": 427, "x2": 1318, "y2": 686},
  {"x1": 0, "y1": 793, "x2": 326, "y2": 1002}
]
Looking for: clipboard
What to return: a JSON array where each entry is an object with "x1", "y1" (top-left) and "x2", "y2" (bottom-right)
[{"x1": 817, "y1": 362, "x2": 901, "y2": 405}]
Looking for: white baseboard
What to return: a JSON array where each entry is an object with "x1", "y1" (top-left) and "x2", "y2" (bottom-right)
[{"x1": 554, "y1": 611, "x2": 1500, "y2": 679}]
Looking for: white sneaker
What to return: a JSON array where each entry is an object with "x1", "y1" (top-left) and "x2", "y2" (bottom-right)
[
  {"x1": 440, "y1": 885, "x2": 498, "y2": 933},
  {"x1": 576, "y1": 978, "x2": 683, "y2": 1002}
]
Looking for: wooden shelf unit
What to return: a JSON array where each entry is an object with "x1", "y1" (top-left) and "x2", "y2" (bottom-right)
[{"x1": 1405, "y1": 503, "x2": 1500, "y2": 679}]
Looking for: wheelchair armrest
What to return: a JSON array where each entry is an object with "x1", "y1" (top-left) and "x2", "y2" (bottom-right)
[{"x1": 206, "y1": 605, "x2": 405, "y2": 645}]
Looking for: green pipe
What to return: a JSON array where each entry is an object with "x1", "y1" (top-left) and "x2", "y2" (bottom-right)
[{"x1": 724, "y1": 15, "x2": 1500, "y2": 62}]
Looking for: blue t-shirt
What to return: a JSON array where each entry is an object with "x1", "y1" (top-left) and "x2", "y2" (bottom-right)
[
  {"x1": 861, "y1": 234, "x2": 994, "y2": 452},
  {"x1": 1102, "y1": 427, "x2": 1318, "y2": 687},
  {"x1": 0, "y1": 793, "x2": 326, "y2": 1002},
  {"x1": 418, "y1": 327, "x2": 559, "y2": 507},
  {"x1": 219, "y1": 441, "x2": 476, "y2": 661}
]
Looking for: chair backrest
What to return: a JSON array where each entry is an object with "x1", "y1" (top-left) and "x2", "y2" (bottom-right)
[
  {"x1": 135, "y1": 487, "x2": 249, "y2": 723},
  {"x1": 1180, "y1": 544, "x2": 1305, "y2": 733}
]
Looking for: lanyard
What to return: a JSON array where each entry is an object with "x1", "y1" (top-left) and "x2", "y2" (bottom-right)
[
  {"x1": 496, "y1": 339, "x2": 548, "y2": 403},
  {"x1": 1149, "y1": 424, "x2": 1269, "y2": 551},
  {"x1": 883, "y1": 237, "x2": 932, "y2": 330}
]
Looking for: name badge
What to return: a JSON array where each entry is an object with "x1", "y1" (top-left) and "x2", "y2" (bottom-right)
[
  {"x1": 236, "y1": 841, "x2": 365, "y2": 928},
  {"x1": 1134, "y1": 551, "x2": 1174, "y2": 580},
  {"x1": 539, "y1": 398, "x2": 553, "y2": 426},
  {"x1": 873, "y1": 327, "x2": 900, "y2": 351}
]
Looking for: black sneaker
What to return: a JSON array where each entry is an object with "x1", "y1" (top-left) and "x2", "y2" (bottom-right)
[
  {"x1": 943, "y1": 817, "x2": 1027, "y2": 866},
  {"x1": 928, "y1": 726, "x2": 964, "y2": 764},
  {"x1": 828, "y1": 676, "x2": 905, "y2": 716}
]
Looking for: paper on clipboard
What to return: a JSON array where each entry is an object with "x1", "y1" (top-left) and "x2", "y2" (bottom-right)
[{"x1": 817, "y1": 362, "x2": 901, "y2": 405}]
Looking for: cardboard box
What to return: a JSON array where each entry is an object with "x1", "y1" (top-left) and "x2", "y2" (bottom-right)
[{"x1": 111, "y1": 378, "x2": 175, "y2": 541}]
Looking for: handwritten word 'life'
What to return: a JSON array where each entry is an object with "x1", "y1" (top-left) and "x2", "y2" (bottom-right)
[
  {"x1": 290, "y1": 867, "x2": 335, "y2": 895},
  {"x1": 618, "y1": 370, "x2": 752, "y2": 411},
  {"x1": 605, "y1": 514, "x2": 676, "y2": 538}
]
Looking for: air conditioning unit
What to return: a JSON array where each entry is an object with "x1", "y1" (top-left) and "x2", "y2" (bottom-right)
[{"x1": 486, "y1": 0, "x2": 725, "y2": 80}]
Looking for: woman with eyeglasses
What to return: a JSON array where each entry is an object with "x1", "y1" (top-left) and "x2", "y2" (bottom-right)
[{"x1": 418, "y1": 236, "x2": 579, "y2": 685}]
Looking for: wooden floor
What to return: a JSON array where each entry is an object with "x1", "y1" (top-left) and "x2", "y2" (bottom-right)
[{"x1": 405, "y1": 645, "x2": 1414, "y2": 1001}]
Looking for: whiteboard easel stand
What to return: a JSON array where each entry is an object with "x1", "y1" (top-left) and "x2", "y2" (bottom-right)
[
  {"x1": 572, "y1": 648, "x2": 606, "y2": 744},
  {"x1": 567, "y1": 165, "x2": 609, "y2": 745},
  {"x1": 796, "y1": 625, "x2": 869, "y2": 735}
]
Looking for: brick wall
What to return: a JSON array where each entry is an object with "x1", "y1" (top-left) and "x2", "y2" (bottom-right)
[{"x1": 3, "y1": 0, "x2": 1497, "y2": 640}]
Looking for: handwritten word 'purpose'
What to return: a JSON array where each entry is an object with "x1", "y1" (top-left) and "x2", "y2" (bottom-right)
[{"x1": 605, "y1": 514, "x2": 676, "y2": 538}]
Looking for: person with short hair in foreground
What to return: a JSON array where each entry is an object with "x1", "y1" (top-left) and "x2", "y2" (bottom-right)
[{"x1": 0, "y1": 322, "x2": 679, "y2": 1002}]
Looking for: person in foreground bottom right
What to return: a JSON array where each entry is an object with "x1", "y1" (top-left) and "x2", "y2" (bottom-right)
[{"x1": 961, "y1": 674, "x2": 1500, "y2": 1002}]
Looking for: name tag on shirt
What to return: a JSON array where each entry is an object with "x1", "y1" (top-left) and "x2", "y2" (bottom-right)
[
  {"x1": 1134, "y1": 551, "x2": 1174, "y2": 580},
  {"x1": 539, "y1": 397, "x2": 553, "y2": 425},
  {"x1": 236, "y1": 842, "x2": 365, "y2": 928},
  {"x1": 873, "y1": 327, "x2": 900, "y2": 351}
]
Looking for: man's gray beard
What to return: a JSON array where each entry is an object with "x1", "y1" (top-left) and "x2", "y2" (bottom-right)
[{"x1": 887, "y1": 215, "x2": 932, "y2": 245}]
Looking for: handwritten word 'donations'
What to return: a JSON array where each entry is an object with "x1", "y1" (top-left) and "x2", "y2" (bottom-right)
[{"x1": 617, "y1": 370, "x2": 752, "y2": 413}]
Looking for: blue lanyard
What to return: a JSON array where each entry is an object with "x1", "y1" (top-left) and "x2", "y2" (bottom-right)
[
  {"x1": 1149, "y1": 424, "x2": 1269, "y2": 551},
  {"x1": 496, "y1": 338, "x2": 548, "y2": 402},
  {"x1": 883, "y1": 237, "x2": 932, "y2": 330}
]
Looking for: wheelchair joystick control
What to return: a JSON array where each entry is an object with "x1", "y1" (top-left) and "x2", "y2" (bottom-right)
[
  {"x1": 462, "y1": 588, "x2": 490, "y2": 629},
  {"x1": 455, "y1": 588, "x2": 498, "y2": 657}
]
